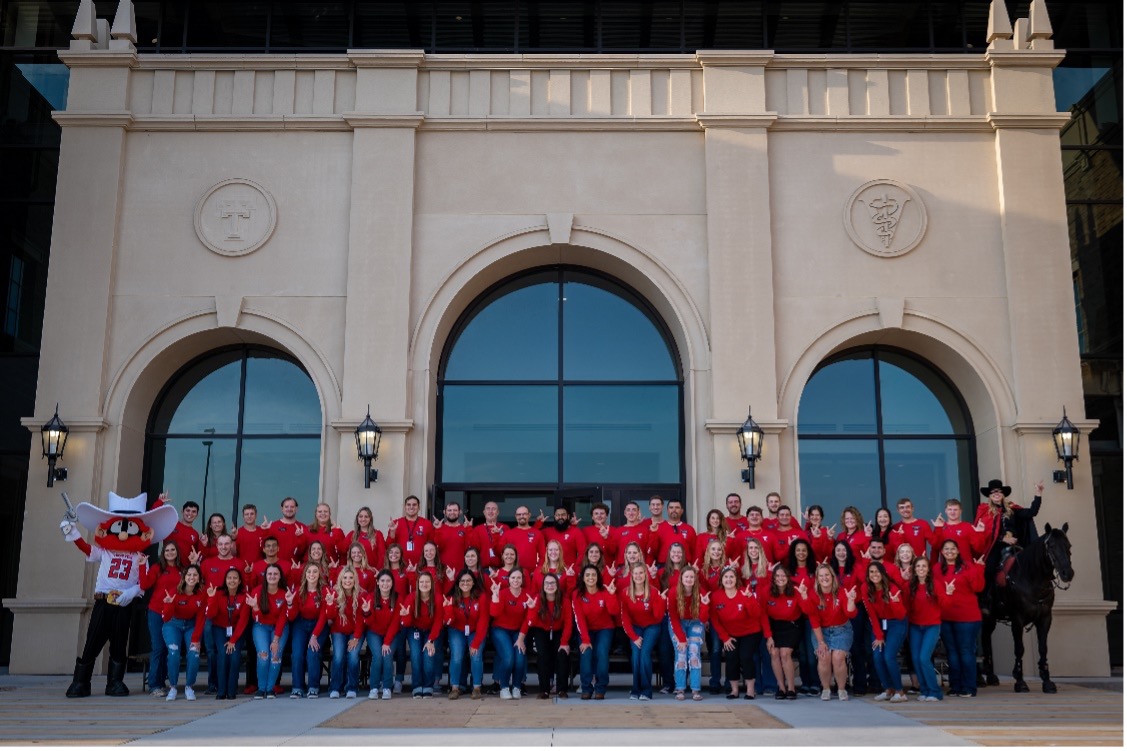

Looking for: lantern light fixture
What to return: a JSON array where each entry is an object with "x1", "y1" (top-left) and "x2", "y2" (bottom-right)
[
  {"x1": 355, "y1": 406, "x2": 382, "y2": 488},
  {"x1": 41, "y1": 404, "x2": 69, "y2": 487},
  {"x1": 736, "y1": 408, "x2": 764, "y2": 489},
  {"x1": 1051, "y1": 406, "x2": 1080, "y2": 490}
]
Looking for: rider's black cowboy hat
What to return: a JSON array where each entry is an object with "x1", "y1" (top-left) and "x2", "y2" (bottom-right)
[{"x1": 980, "y1": 479, "x2": 1012, "y2": 498}]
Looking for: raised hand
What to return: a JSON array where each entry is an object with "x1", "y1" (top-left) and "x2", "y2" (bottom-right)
[
  {"x1": 399, "y1": 604, "x2": 411, "y2": 617},
  {"x1": 206, "y1": 584, "x2": 217, "y2": 598},
  {"x1": 525, "y1": 593, "x2": 538, "y2": 608},
  {"x1": 362, "y1": 598, "x2": 372, "y2": 614},
  {"x1": 1035, "y1": 480, "x2": 1045, "y2": 495},
  {"x1": 945, "y1": 579, "x2": 956, "y2": 596},
  {"x1": 605, "y1": 564, "x2": 616, "y2": 578},
  {"x1": 446, "y1": 566, "x2": 456, "y2": 581},
  {"x1": 659, "y1": 589, "x2": 669, "y2": 600},
  {"x1": 845, "y1": 586, "x2": 857, "y2": 601},
  {"x1": 443, "y1": 596, "x2": 454, "y2": 609},
  {"x1": 294, "y1": 525, "x2": 304, "y2": 537},
  {"x1": 598, "y1": 524, "x2": 609, "y2": 539},
  {"x1": 861, "y1": 548, "x2": 872, "y2": 560},
  {"x1": 406, "y1": 561, "x2": 417, "y2": 573},
  {"x1": 606, "y1": 581, "x2": 616, "y2": 596},
  {"x1": 163, "y1": 589, "x2": 175, "y2": 604},
  {"x1": 284, "y1": 587, "x2": 296, "y2": 606},
  {"x1": 463, "y1": 518, "x2": 473, "y2": 528},
  {"x1": 259, "y1": 515, "x2": 270, "y2": 529},
  {"x1": 188, "y1": 549, "x2": 201, "y2": 565},
  {"x1": 728, "y1": 557, "x2": 740, "y2": 568},
  {"x1": 974, "y1": 555, "x2": 986, "y2": 567},
  {"x1": 244, "y1": 560, "x2": 254, "y2": 574},
  {"x1": 864, "y1": 522, "x2": 873, "y2": 536},
  {"x1": 565, "y1": 564, "x2": 575, "y2": 577},
  {"x1": 291, "y1": 558, "x2": 301, "y2": 570},
  {"x1": 325, "y1": 592, "x2": 336, "y2": 607},
  {"x1": 827, "y1": 523, "x2": 837, "y2": 536},
  {"x1": 700, "y1": 591, "x2": 710, "y2": 605},
  {"x1": 741, "y1": 585, "x2": 753, "y2": 597},
  {"x1": 245, "y1": 592, "x2": 259, "y2": 610},
  {"x1": 890, "y1": 590, "x2": 902, "y2": 602},
  {"x1": 797, "y1": 580, "x2": 809, "y2": 598},
  {"x1": 536, "y1": 509, "x2": 546, "y2": 524},
  {"x1": 491, "y1": 580, "x2": 502, "y2": 597},
  {"x1": 934, "y1": 515, "x2": 945, "y2": 527},
  {"x1": 974, "y1": 520, "x2": 986, "y2": 533}
]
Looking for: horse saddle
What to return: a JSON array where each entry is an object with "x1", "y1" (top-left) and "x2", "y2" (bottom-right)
[{"x1": 995, "y1": 555, "x2": 1018, "y2": 588}]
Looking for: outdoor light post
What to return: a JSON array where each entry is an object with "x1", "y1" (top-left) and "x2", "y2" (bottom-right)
[
  {"x1": 41, "y1": 404, "x2": 69, "y2": 487},
  {"x1": 355, "y1": 407, "x2": 382, "y2": 488},
  {"x1": 737, "y1": 409, "x2": 764, "y2": 489},
  {"x1": 1051, "y1": 407, "x2": 1080, "y2": 490}
]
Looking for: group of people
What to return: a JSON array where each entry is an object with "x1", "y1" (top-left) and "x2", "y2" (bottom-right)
[{"x1": 143, "y1": 480, "x2": 1041, "y2": 703}]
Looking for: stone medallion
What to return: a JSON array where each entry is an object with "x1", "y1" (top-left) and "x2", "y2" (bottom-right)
[
  {"x1": 843, "y1": 179, "x2": 927, "y2": 258},
  {"x1": 194, "y1": 178, "x2": 277, "y2": 257}
]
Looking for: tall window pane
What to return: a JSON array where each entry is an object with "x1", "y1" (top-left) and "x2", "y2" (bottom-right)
[
  {"x1": 148, "y1": 437, "x2": 237, "y2": 528},
  {"x1": 155, "y1": 352, "x2": 242, "y2": 434},
  {"x1": 563, "y1": 385, "x2": 679, "y2": 483},
  {"x1": 563, "y1": 277, "x2": 676, "y2": 380},
  {"x1": 441, "y1": 385, "x2": 558, "y2": 483},
  {"x1": 878, "y1": 352, "x2": 967, "y2": 434},
  {"x1": 239, "y1": 438, "x2": 321, "y2": 509},
  {"x1": 797, "y1": 353, "x2": 877, "y2": 434},
  {"x1": 883, "y1": 439, "x2": 974, "y2": 514},
  {"x1": 243, "y1": 354, "x2": 322, "y2": 434}
]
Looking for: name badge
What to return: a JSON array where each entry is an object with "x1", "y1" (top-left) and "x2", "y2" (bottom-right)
[
  {"x1": 406, "y1": 542, "x2": 415, "y2": 552},
  {"x1": 413, "y1": 631, "x2": 420, "y2": 640},
  {"x1": 226, "y1": 626, "x2": 233, "y2": 637},
  {"x1": 464, "y1": 625, "x2": 470, "y2": 637}
]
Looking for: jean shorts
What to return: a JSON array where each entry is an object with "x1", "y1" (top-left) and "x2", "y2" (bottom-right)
[{"x1": 816, "y1": 623, "x2": 854, "y2": 652}]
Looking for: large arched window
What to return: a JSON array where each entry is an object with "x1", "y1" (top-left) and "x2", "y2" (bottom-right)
[
  {"x1": 437, "y1": 267, "x2": 684, "y2": 521},
  {"x1": 797, "y1": 347, "x2": 977, "y2": 524},
  {"x1": 144, "y1": 346, "x2": 322, "y2": 525}
]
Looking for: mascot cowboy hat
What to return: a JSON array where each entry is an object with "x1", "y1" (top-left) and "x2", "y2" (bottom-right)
[{"x1": 74, "y1": 491, "x2": 177, "y2": 541}]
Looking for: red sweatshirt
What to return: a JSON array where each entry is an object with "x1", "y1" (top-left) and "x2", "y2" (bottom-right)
[
  {"x1": 444, "y1": 593, "x2": 491, "y2": 650},
  {"x1": 233, "y1": 525, "x2": 269, "y2": 565},
  {"x1": 287, "y1": 587, "x2": 328, "y2": 622},
  {"x1": 572, "y1": 589, "x2": 620, "y2": 642},
  {"x1": 612, "y1": 524, "x2": 652, "y2": 565},
  {"x1": 166, "y1": 522, "x2": 201, "y2": 561},
  {"x1": 769, "y1": 527, "x2": 811, "y2": 564},
  {"x1": 314, "y1": 592, "x2": 366, "y2": 639},
  {"x1": 933, "y1": 562, "x2": 985, "y2": 622},
  {"x1": 161, "y1": 590, "x2": 207, "y2": 641},
  {"x1": 530, "y1": 567, "x2": 577, "y2": 597},
  {"x1": 666, "y1": 589, "x2": 709, "y2": 642},
  {"x1": 837, "y1": 529, "x2": 871, "y2": 559},
  {"x1": 906, "y1": 582, "x2": 942, "y2": 626},
  {"x1": 389, "y1": 516, "x2": 434, "y2": 566},
  {"x1": 469, "y1": 522, "x2": 509, "y2": 569},
  {"x1": 733, "y1": 527, "x2": 775, "y2": 562},
  {"x1": 141, "y1": 563, "x2": 182, "y2": 615},
  {"x1": 539, "y1": 526, "x2": 587, "y2": 567},
  {"x1": 763, "y1": 590, "x2": 804, "y2": 623},
  {"x1": 581, "y1": 524, "x2": 619, "y2": 562},
  {"x1": 930, "y1": 522, "x2": 984, "y2": 564},
  {"x1": 501, "y1": 526, "x2": 545, "y2": 570},
  {"x1": 806, "y1": 527, "x2": 834, "y2": 564},
  {"x1": 362, "y1": 593, "x2": 402, "y2": 641},
  {"x1": 698, "y1": 564, "x2": 726, "y2": 594},
  {"x1": 199, "y1": 556, "x2": 240, "y2": 590},
  {"x1": 653, "y1": 521, "x2": 697, "y2": 566},
  {"x1": 433, "y1": 523, "x2": 472, "y2": 571},
  {"x1": 248, "y1": 585, "x2": 291, "y2": 637},
  {"x1": 801, "y1": 589, "x2": 854, "y2": 629},
  {"x1": 306, "y1": 525, "x2": 347, "y2": 563},
  {"x1": 267, "y1": 520, "x2": 308, "y2": 563},
  {"x1": 694, "y1": 534, "x2": 743, "y2": 568},
  {"x1": 489, "y1": 588, "x2": 528, "y2": 631},
  {"x1": 618, "y1": 587, "x2": 666, "y2": 640},
  {"x1": 889, "y1": 519, "x2": 932, "y2": 557},
  {"x1": 710, "y1": 589, "x2": 771, "y2": 640},
  {"x1": 864, "y1": 591, "x2": 907, "y2": 640},
  {"x1": 401, "y1": 598, "x2": 443, "y2": 641},
  {"x1": 345, "y1": 530, "x2": 386, "y2": 569},
  {"x1": 248, "y1": 559, "x2": 292, "y2": 590},
  {"x1": 206, "y1": 590, "x2": 251, "y2": 635},
  {"x1": 522, "y1": 596, "x2": 573, "y2": 642}
]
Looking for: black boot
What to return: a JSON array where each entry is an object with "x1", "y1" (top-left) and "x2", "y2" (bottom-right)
[
  {"x1": 66, "y1": 658, "x2": 94, "y2": 698},
  {"x1": 105, "y1": 659, "x2": 130, "y2": 697}
]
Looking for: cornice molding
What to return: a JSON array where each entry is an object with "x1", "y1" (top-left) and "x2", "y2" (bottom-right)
[
  {"x1": 987, "y1": 113, "x2": 1072, "y2": 130},
  {"x1": 330, "y1": 419, "x2": 414, "y2": 434},
  {"x1": 705, "y1": 419, "x2": 789, "y2": 436},
  {"x1": 20, "y1": 416, "x2": 109, "y2": 433}
]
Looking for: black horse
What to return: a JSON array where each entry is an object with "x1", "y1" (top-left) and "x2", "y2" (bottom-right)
[{"x1": 981, "y1": 523, "x2": 1074, "y2": 693}]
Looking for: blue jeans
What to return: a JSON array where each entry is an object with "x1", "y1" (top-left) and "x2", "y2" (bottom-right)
[
  {"x1": 941, "y1": 620, "x2": 981, "y2": 696},
  {"x1": 448, "y1": 627, "x2": 484, "y2": 689},
  {"x1": 203, "y1": 617, "x2": 217, "y2": 690},
  {"x1": 798, "y1": 618, "x2": 818, "y2": 690},
  {"x1": 579, "y1": 628, "x2": 613, "y2": 696},
  {"x1": 670, "y1": 619, "x2": 705, "y2": 692},
  {"x1": 629, "y1": 623, "x2": 661, "y2": 698},
  {"x1": 657, "y1": 615, "x2": 675, "y2": 688},
  {"x1": 330, "y1": 632, "x2": 362, "y2": 693},
  {"x1": 909, "y1": 623, "x2": 942, "y2": 700},
  {"x1": 408, "y1": 628, "x2": 439, "y2": 695},
  {"x1": 211, "y1": 625, "x2": 242, "y2": 697},
  {"x1": 147, "y1": 609, "x2": 168, "y2": 690},
  {"x1": 365, "y1": 632, "x2": 395, "y2": 691},
  {"x1": 394, "y1": 631, "x2": 407, "y2": 683},
  {"x1": 872, "y1": 617, "x2": 908, "y2": 692},
  {"x1": 290, "y1": 617, "x2": 329, "y2": 693},
  {"x1": 252, "y1": 622, "x2": 290, "y2": 693},
  {"x1": 707, "y1": 626, "x2": 723, "y2": 690},
  {"x1": 490, "y1": 626, "x2": 527, "y2": 691},
  {"x1": 162, "y1": 618, "x2": 201, "y2": 688}
]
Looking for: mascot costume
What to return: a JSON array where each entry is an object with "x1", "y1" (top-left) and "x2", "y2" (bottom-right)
[{"x1": 60, "y1": 491, "x2": 177, "y2": 698}]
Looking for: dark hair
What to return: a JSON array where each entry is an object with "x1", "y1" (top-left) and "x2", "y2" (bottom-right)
[
  {"x1": 280, "y1": 496, "x2": 298, "y2": 507},
  {"x1": 863, "y1": 562, "x2": 892, "y2": 605},
  {"x1": 259, "y1": 563, "x2": 285, "y2": 613},
  {"x1": 938, "y1": 542, "x2": 965, "y2": 576},
  {"x1": 777, "y1": 504, "x2": 791, "y2": 514},
  {"x1": 177, "y1": 564, "x2": 203, "y2": 595},
  {"x1": 579, "y1": 564, "x2": 604, "y2": 592},
  {"x1": 726, "y1": 492, "x2": 742, "y2": 503},
  {"x1": 873, "y1": 508, "x2": 893, "y2": 543},
  {"x1": 203, "y1": 513, "x2": 228, "y2": 546},
  {"x1": 158, "y1": 541, "x2": 182, "y2": 573},
  {"x1": 770, "y1": 566, "x2": 795, "y2": 597},
  {"x1": 746, "y1": 505, "x2": 763, "y2": 516},
  {"x1": 241, "y1": 503, "x2": 257, "y2": 513},
  {"x1": 537, "y1": 573, "x2": 564, "y2": 623},
  {"x1": 787, "y1": 538, "x2": 816, "y2": 575},
  {"x1": 222, "y1": 566, "x2": 244, "y2": 595},
  {"x1": 832, "y1": 540, "x2": 856, "y2": 575},
  {"x1": 908, "y1": 556, "x2": 935, "y2": 600},
  {"x1": 384, "y1": 543, "x2": 403, "y2": 569},
  {"x1": 448, "y1": 567, "x2": 483, "y2": 600},
  {"x1": 182, "y1": 501, "x2": 200, "y2": 511},
  {"x1": 591, "y1": 502, "x2": 610, "y2": 515},
  {"x1": 806, "y1": 504, "x2": 824, "y2": 519},
  {"x1": 373, "y1": 569, "x2": 399, "y2": 610}
]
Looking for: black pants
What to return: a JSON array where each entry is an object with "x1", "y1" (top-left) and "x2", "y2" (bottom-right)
[
  {"x1": 79, "y1": 598, "x2": 132, "y2": 664},
  {"x1": 723, "y1": 632, "x2": 762, "y2": 685},
  {"x1": 528, "y1": 627, "x2": 569, "y2": 694}
]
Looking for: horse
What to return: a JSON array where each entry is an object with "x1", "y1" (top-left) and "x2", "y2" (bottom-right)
[{"x1": 981, "y1": 523, "x2": 1074, "y2": 693}]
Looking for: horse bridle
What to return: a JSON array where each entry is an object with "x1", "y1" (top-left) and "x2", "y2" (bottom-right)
[{"x1": 1044, "y1": 539, "x2": 1071, "y2": 591}]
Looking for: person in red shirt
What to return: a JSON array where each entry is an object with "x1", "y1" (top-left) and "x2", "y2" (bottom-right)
[
  {"x1": 340, "y1": 542, "x2": 377, "y2": 593},
  {"x1": 906, "y1": 556, "x2": 943, "y2": 701},
  {"x1": 930, "y1": 498, "x2": 985, "y2": 564},
  {"x1": 734, "y1": 506, "x2": 775, "y2": 563},
  {"x1": 889, "y1": 498, "x2": 932, "y2": 558},
  {"x1": 764, "y1": 566, "x2": 803, "y2": 700},
  {"x1": 871, "y1": 507, "x2": 895, "y2": 547},
  {"x1": 411, "y1": 541, "x2": 445, "y2": 593},
  {"x1": 803, "y1": 505, "x2": 834, "y2": 564},
  {"x1": 836, "y1": 506, "x2": 871, "y2": 560},
  {"x1": 651, "y1": 499, "x2": 696, "y2": 567},
  {"x1": 292, "y1": 540, "x2": 333, "y2": 588},
  {"x1": 573, "y1": 565, "x2": 620, "y2": 700},
  {"x1": 388, "y1": 495, "x2": 434, "y2": 568},
  {"x1": 531, "y1": 540, "x2": 577, "y2": 596},
  {"x1": 166, "y1": 501, "x2": 202, "y2": 563},
  {"x1": 346, "y1": 506, "x2": 386, "y2": 569},
  {"x1": 489, "y1": 544, "x2": 521, "y2": 590},
  {"x1": 206, "y1": 567, "x2": 249, "y2": 700},
  {"x1": 711, "y1": 567, "x2": 771, "y2": 700},
  {"x1": 612, "y1": 501, "x2": 652, "y2": 565},
  {"x1": 444, "y1": 569, "x2": 490, "y2": 700},
  {"x1": 800, "y1": 564, "x2": 857, "y2": 701},
  {"x1": 519, "y1": 572, "x2": 573, "y2": 700},
  {"x1": 611, "y1": 541, "x2": 655, "y2": 591},
  {"x1": 619, "y1": 562, "x2": 665, "y2": 700},
  {"x1": 763, "y1": 492, "x2": 782, "y2": 530},
  {"x1": 402, "y1": 570, "x2": 443, "y2": 697},
  {"x1": 268, "y1": 497, "x2": 308, "y2": 565},
  {"x1": 863, "y1": 562, "x2": 908, "y2": 703},
  {"x1": 667, "y1": 566, "x2": 709, "y2": 701},
  {"x1": 724, "y1": 493, "x2": 749, "y2": 533},
  {"x1": 433, "y1": 502, "x2": 473, "y2": 572},
  {"x1": 699, "y1": 538, "x2": 728, "y2": 695},
  {"x1": 768, "y1": 506, "x2": 810, "y2": 564},
  {"x1": 307, "y1": 503, "x2": 347, "y2": 564},
  {"x1": 468, "y1": 501, "x2": 508, "y2": 571},
  {"x1": 141, "y1": 541, "x2": 182, "y2": 696},
  {"x1": 249, "y1": 537, "x2": 292, "y2": 590},
  {"x1": 581, "y1": 502, "x2": 618, "y2": 563},
  {"x1": 539, "y1": 506, "x2": 587, "y2": 568},
  {"x1": 287, "y1": 562, "x2": 331, "y2": 698},
  {"x1": 501, "y1": 507, "x2": 545, "y2": 570},
  {"x1": 739, "y1": 538, "x2": 771, "y2": 594},
  {"x1": 198, "y1": 514, "x2": 229, "y2": 561},
  {"x1": 695, "y1": 509, "x2": 743, "y2": 567},
  {"x1": 489, "y1": 568, "x2": 529, "y2": 699},
  {"x1": 243, "y1": 563, "x2": 291, "y2": 699},
  {"x1": 935, "y1": 542, "x2": 986, "y2": 698},
  {"x1": 232, "y1": 503, "x2": 268, "y2": 568},
  {"x1": 161, "y1": 564, "x2": 207, "y2": 702},
  {"x1": 314, "y1": 568, "x2": 365, "y2": 698},
  {"x1": 198, "y1": 532, "x2": 239, "y2": 695},
  {"x1": 362, "y1": 570, "x2": 402, "y2": 700}
]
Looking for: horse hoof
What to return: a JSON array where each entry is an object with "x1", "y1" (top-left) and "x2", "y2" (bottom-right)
[
  {"x1": 986, "y1": 675, "x2": 999, "y2": 687},
  {"x1": 1042, "y1": 681, "x2": 1057, "y2": 694},
  {"x1": 1014, "y1": 682, "x2": 1030, "y2": 693}
]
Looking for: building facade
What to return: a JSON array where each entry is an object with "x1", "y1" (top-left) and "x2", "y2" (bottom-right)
[{"x1": 0, "y1": 0, "x2": 1120, "y2": 676}]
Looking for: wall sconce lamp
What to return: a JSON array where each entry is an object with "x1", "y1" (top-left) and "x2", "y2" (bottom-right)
[
  {"x1": 736, "y1": 408, "x2": 764, "y2": 489},
  {"x1": 1051, "y1": 406, "x2": 1080, "y2": 490},
  {"x1": 41, "y1": 404, "x2": 69, "y2": 487},
  {"x1": 355, "y1": 406, "x2": 382, "y2": 488}
]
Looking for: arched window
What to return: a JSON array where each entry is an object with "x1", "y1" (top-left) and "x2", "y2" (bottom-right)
[
  {"x1": 797, "y1": 347, "x2": 977, "y2": 525},
  {"x1": 437, "y1": 267, "x2": 684, "y2": 520},
  {"x1": 144, "y1": 346, "x2": 322, "y2": 525}
]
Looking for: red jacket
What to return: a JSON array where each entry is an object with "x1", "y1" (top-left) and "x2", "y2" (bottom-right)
[
  {"x1": 618, "y1": 587, "x2": 666, "y2": 639},
  {"x1": 489, "y1": 588, "x2": 528, "y2": 631},
  {"x1": 141, "y1": 563, "x2": 182, "y2": 614},
  {"x1": 521, "y1": 596, "x2": 573, "y2": 643},
  {"x1": 666, "y1": 589, "x2": 708, "y2": 642},
  {"x1": 801, "y1": 589, "x2": 854, "y2": 629},
  {"x1": 161, "y1": 590, "x2": 207, "y2": 641},
  {"x1": 572, "y1": 589, "x2": 620, "y2": 642},
  {"x1": 444, "y1": 593, "x2": 491, "y2": 650},
  {"x1": 934, "y1": 562, "x2": 985, "y2": 622},
  {"x1": 710, "y1": 589, "x2": 771, "y2": 640},
  {"x1": 362, "y1": 593, "x2": 402, "y2": 641}
]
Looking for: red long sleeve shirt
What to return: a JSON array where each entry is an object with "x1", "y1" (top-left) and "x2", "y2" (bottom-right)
[
  {"x1": 362, "y1": 593, "x2": 402, "y2": 641},
  {"x1": 469, "y1": 523, "x2": 509, "y2": 568},
  {"x1": 581, "y1": 525, "x2": 618, "y2": 562},
  {"x1": 161, "y1": 590, "x2": 207, "y2": 641},
  {"x1": 573, "y1": 589, "x2": 620, "y2": 642},
  {"x1": 314, "y1": 593, "x2": 366, "y2": 639},
  {"x1": 206, "y1": 590, "x2": 251, "y2": 634},
  {"x1": 698, "y1": 564, "x2": 725, "y2": 594},
  {"x1": 501, "y1": 526, "x2": 545, "y2": 570},
  {"x1": 166, "y1": 522, "x2": 201, "y2": 561},
  {"x1": 401, "y1": 598, "x2": 443, "y2": 641},
  {"x1": 287, "y1": 587, "x2": 328, "y2": 621},
  {"x1": 934, "y1": 562, "x2": 985, "y2": 622},
  {"x1": 769, "y1": 527, "x2": 810, "y2": 565},
  {"x1": 763, "y1": 590, "x2": 804, "y2": 623},
  {"x1": 522, "y1": 596, "x2": 573, "y2": 642},
  {"x1": 267, "y1": 520, "x2": 309, "y2": 564},
  {"x1": 906, "y1": 582, "x2": 942, "y2": 626},
  {"x1": 733, "y1": 528, "x2": 775, "y2": 562},
  {"x1": 540, "y1": 526, "x2": 587, "y2": 568},
  {"x1": 433, "y1": 523, "x2": 472, "y2": 571},
  {"x1": 653, "y1": 521, "x2": 697, "y2": 565},
  {"x1": 801, "y1": 589, "x2": 854, "y2": 629},
  {"x1": 618, "y1": 587, "x2": 666, "y2": 640},
  {"x1": 806, "y1": 527, "x2": 834, "y2": 564},
  {"x1": 864, "y1": 591, "x2": 907, "y2": 640},
  {"x1": 666, "y1": 590, "x2": 709, "y2": 642},
  {"x1": 444, "y1": 593, "x2": 491, "y2": 650},
  {"x1": 889, "y1": 519, "x2": 932, "y2": 558},
  {"x1": 248, "y1": 585, "x2": 291, "y2": 636},
  {"x1": 612, "y1": 524, "x2": 652, "y2": 565},
  {"x1": 837, "y1": 529, "x2": 871, "y2": 559},
  {"x1": 248, "y1": 559, "x2": 292, "y2": 590},
  {"x1": 306, "y1": 526, "x2": 347, "y2": 563},
  {"x1": 530, "y1": 567, "x2": 577, "y2": 597},
  {"x1": 693, "y1": 534, "x2": 743, "y2": 568},
  {"x1": 232, "y1": 525, "x2": 269, "y2": 565},
  {"x1": 345, "y1": 530, "x2": 386, "y2": 569},
  {"x1": 489, "y1": 589, "x2": 528, "y2": 631},
  {"x1": 390, "y1": 517, "x2": 434, "y2": 566},
  {"x1": 710, "y1": 589, "x2": 771, "y2": 641},
  {"x1": 141, "y1": 564, "x2": 182, "y2": 615},
  {"x1": 929, "y1": 522, "x2": 984, "y2": 564},
  {"x1": 199, "y1": 556, "x2": 240, "y2": 590}
]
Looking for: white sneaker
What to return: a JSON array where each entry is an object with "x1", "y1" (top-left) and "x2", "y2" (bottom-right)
[
  {"x1": 382, "y1": 688, "x2": 391, "y2": 700},
  {"x1": 917, "y1": 695, "x2": 928, "y2": 702},
  {"x1": 500, "y1": 687, "x2": 512, "y2": 700},
  {"x1": 924, "y1": 695, "x2": 940, "y2": 702},
  {"x1": 873, "y1": 690, "x2": 891, "y2": 701},
  {"x1": 838, "y1": 690, "x2": 849, "y2": 702},
  {"x1": 511, "y1": 687, "x2": 521, "y2": 699},
  {"x1": 820, "y1": 689, "x2": 831, "y2": 701},
  {"x1": 184, "y1": 687, "x2": 196, "y2": 701},
  {"x1": 393, "y1": 680, "x2": 403, "y2": 693},
  {"x1": 329, "y1": 690, "x2": 341, "y2": 699},
  {"x1": 345, "y1": 691, "x2": 357, "y2": 699},
  {"x1": 150, "y1": 687, "x2": 167, "y2": 697},
  {"x1": 890, "y1": 692, "x2": 908, "y2": 703},
  {"x1": 369, "y1": 689, "x2": 380, "y2": 700},
  {"x1": 165, "y1": 687, "x2": 178, "y2": 702}
]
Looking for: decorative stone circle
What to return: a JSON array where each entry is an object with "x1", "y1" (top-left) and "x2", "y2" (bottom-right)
[
  {"x1": 194, "y1": 178, "x2": 277, "y2": 257},
  {"x1": 843, "y1": 179, "x2": 927, "y2": 258}
]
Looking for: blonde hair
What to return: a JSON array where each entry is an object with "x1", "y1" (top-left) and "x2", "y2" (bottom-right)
[
  {"x1": 813, "y1": 563, "x2": 839, "y2": 598},
  {"x1": 334, "y1": 568, "x2": 360, "y2": 622},
  {"x1": 741, "y1": 538, "x2": 768, "y2": 582},
  {"x1": 311, "y1": 502, "x2": 334, "y2": 533},
  {"x1": 626, "y1": 563, "x2": 651, "y2": 602},
  {"x1": 541, "y1": 540, "x2": 564, "y2": 576},
  {"x1": 675, "y1": 569, "x2": 701, "y2": 621}
]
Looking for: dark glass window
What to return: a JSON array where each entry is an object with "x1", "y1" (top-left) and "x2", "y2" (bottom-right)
[
  {"x1": 766, "y1": 2, "x2": 847, "y2": 50},
  {"x1": 269, "y1": 1, "x2": 351, "y2": 49},
  {"x1": 848, "y1": 1, "x2": 930, "y2": 49},
  {"x1": 439, "y1": 267, "x2": 683, "y2": 495},
  {"x1": 146, "y1": 347, "x2": 322, "y2": 525},
  {"x1": 798, "y1": 348, "x2": 976, "y2": 524},
  {"x1": 186, "y1": 1, "x2": 269, "y2": 49}
]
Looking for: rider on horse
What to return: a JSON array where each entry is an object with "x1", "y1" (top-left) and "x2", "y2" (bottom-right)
[{"x1": 975, "y1": 479, "x2": 1043, "y2": 595}]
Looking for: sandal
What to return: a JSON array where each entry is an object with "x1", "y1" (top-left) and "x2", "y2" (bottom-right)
[
  {"x1": 675, "y1": 691, "x2": 685, "y2": 701},
  {"x1": 692, "y1": 692, "x2": 703, "y2": 701}
]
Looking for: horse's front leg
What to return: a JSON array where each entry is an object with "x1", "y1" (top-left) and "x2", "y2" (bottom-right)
[
  {"x1": 1011, "y1": 618, "x2": 1028, "y2": 693},
  {"x1": 981, "y1": 613, "x2": 998, "y2": 686},
  {"x1": 1037, "y1": 612, "x2": 1056, "y2": 694}
]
